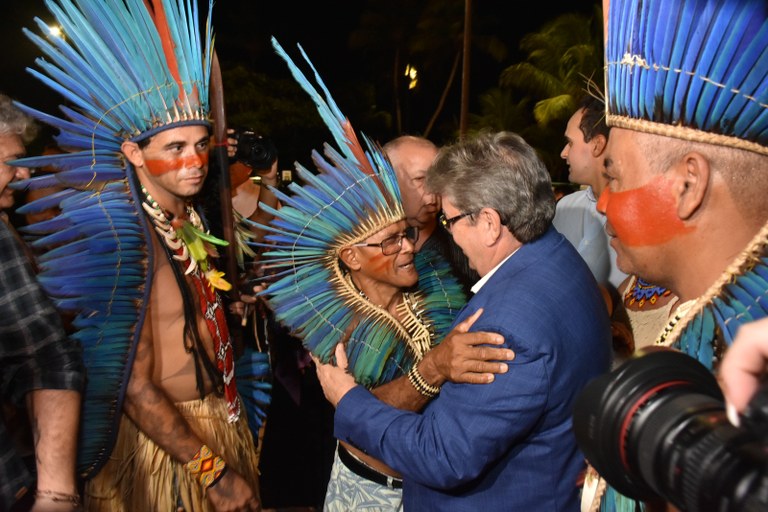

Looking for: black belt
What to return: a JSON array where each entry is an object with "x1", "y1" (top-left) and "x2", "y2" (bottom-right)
[{"x1": 337, "y1": 444, "x2": 403, "y2": 489}]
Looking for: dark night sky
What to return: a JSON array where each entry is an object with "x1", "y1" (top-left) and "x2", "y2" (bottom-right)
[{"x1": 0, "y1": 0, "x2": 599, "y2": 146}]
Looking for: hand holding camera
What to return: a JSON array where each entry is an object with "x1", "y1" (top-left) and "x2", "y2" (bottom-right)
[{"x1": 228, "y1": 128, "x2": 280, "y2": 187}]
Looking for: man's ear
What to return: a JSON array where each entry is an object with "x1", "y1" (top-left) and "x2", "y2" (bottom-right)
[
  {"x1": 121, "y1": 140, "x2": 145, "y2": 168},
  {"x1": 478, "y1": 207, "x2": 503, "y2": 246},
  {"x1": 339, "y1": 247, "x2": 362, "y2": 271},
  {"x1": 676, "y1": 151, "x2": 710, "y2": 220},
  {"x1": 591, "y1": 134, "x2": 607, "y2": 157}
]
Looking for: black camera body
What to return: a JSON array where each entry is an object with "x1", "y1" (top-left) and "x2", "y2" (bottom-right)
[
  {"x1": 232, "y1": 128, "x2": 278, "y2": 170},
  {"x1": 573, "y1": 349, "x2": 768, "y2": 512}
]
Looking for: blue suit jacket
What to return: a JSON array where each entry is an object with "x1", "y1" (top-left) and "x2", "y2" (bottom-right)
[{"x1": 334, "y1": 227, "x2": 612, "y2": 511}]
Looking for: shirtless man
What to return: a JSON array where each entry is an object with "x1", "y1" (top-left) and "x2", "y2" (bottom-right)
[
  {"x1": 262, "y1": 40, "x2": 513, "y2": 512},
  {"x1": 84, "y1": 125, "x2": 261, "y2": 511},
  {"x1": 8, "y1": 0, "x2": 262, "y2": 510}
]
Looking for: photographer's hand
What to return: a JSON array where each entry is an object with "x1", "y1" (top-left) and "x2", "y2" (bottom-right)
[
  {"x1": 226, "y1": 128, "x2": 237, "y2": 158},
  {"x1": 720, "y1": 317, "x2": 768, "y2": 426}
]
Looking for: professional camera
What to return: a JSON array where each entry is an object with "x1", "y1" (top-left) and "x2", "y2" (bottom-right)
[
  {"x1": 231, "y1": 128, "x2": 278, "y2": 170},
  {"x1": 572, "y1": 348, "x2": 768, "y2": 512}
]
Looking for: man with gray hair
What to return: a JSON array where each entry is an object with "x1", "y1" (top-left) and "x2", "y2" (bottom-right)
[
  {"x1": 0, "y1": 93, "x2": 36, "y2": 218},
  {"x1": 0, "y1": 91, "x2": 85, "y2": 511},
  {"x1": 313, "y1": 131, "x2": 611, "y2": 511},
  {"x1": 384, "y1": 135, "x2": 478, "y2": 292}
]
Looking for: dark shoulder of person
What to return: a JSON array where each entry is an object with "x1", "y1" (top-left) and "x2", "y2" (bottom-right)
[{"x1": 423, "y1": 224, "x2": 479, "y2": 295}]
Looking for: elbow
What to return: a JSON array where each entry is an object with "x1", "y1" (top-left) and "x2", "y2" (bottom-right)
[
  {"x1": 123, "y1": 372, "x2": 152, "y2": 418},
  {"x1": 410, "y1": 456, "x2": 486, "y2": 489}
]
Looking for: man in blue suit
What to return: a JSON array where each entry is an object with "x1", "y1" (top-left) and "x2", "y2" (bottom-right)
[{"x1": 313, "y1": 131, "x2": 612, "y2": 511}]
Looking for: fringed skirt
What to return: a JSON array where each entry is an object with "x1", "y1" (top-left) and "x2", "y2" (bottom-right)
[{"x1": 85, "y1": 394, "x2": 261, "y2": 511}]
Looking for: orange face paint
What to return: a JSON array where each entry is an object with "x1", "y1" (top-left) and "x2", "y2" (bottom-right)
[
  {"x1": 368, "y1": 252, "x2": 392, "y2": 275},
  {"x1": 600, "y1": 174, "x2": 693, "y2": 247},
  {"x1": 145, "y1": 152, "x2": 208, "y2": 176}
]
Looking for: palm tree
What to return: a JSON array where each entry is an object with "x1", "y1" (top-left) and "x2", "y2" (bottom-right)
[
  {"x1": 350, "y1": 0, "x2": 506, "y2": 140},
  {"x1": 500, "y1": 7, "x2": 603, "y2": 127},
  {"x1": 473, "y1": 6, "x2": 603, "y2": 179}
]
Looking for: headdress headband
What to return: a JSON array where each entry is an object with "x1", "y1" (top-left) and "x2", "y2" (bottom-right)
[{"x1": 604, "y1": 0, "x2": 768, "y2": 155}]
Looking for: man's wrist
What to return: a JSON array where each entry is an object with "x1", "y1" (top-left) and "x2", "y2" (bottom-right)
[
  {"x1": 408, "y1": 363, "x2": 441, "y2": 398},
  {"x1": 416, "y1": 351, "x2": 446, "y2": 386},
  {"x1": 34, "y1": 489, "x2": 82, "y2": 510},
  {"x1": 184, "y1": 444, "x2": 227, "y2": 492}
]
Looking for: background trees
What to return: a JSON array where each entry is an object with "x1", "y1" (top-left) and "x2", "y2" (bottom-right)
[
  {"x1": 1, "y1": 1, "x2": 603, "y2": 183},
  {"x1": 216, "y1": 1, "x2": 604, "y2": 182}
]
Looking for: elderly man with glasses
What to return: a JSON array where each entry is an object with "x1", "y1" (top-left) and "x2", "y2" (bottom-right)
[{"x1": 314, "y1": 131, "x2": 612, "y2": 511}]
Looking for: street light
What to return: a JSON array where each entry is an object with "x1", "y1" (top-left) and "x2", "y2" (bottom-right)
[{"x1": 404, "y1": 64, "x2": 418, "y2": 90}]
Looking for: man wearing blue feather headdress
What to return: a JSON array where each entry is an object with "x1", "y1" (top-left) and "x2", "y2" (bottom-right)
[
  {"x1": 8, "y1": 0, "x2": 267, "y2": 510},
  {"x1": 577, "y1": 0, "x2": 768, "y2": 511}
]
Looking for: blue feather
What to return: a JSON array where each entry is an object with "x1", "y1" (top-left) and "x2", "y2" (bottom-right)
[{"x1": 607, "y1": 0, "x2": 767, "y2": 148}]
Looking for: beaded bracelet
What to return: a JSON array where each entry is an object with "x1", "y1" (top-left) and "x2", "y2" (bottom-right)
[
  {"x1": 408, "y1": 364, "x2": 441, "y2": 399},
  {"x1": 184, "y1": 444, "x2": 227, "y2": 491}
]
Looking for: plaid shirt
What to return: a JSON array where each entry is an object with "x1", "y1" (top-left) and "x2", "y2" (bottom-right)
[{"x1": 0, "y1": 220, "x2": 85, "y2": 509}]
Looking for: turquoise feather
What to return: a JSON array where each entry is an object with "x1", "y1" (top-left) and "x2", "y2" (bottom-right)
[{"x1": 235, "y1": 346, "x2": 272, "y2": 440}]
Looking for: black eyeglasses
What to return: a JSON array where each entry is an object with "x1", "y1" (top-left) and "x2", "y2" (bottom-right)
[
  {"x1": 353, "y1": 226, "x2": 419, "y2": 256},
  {"x1": 439, "y1": 211, "x2": 475, "y2": 232}
]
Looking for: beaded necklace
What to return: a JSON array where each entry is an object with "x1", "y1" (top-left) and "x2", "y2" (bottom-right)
[
  {"x1": 654, "y1": 299, "x2": 696, "y2": 346},
  {"x1": 140, "y1": 185, "x2": 241, "y2": 421},
  {"x1": 345, "y1": 272, "x2": 434, "y2": 360},
  {"x1": 625, "y1": 276, "x2": 672, "y2": 308},
  {"x1": 140, "y1": 185, "x2": 232, "y2": 290}
]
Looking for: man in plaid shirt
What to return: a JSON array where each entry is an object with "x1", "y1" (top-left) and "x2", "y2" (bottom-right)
[{"x1": 0, "y1": 93, "x2": 85, "y2": 511}]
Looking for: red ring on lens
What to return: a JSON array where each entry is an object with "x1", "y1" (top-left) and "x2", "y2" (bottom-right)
[{"x1": 619, "y1": 380, "x2": 688, "y2": 470}]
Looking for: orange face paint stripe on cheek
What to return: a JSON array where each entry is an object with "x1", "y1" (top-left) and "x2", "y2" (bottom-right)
[
  {"x1": 369, "y1": 253, "x2": 391, "y2": 274},
  {"x1": 605, "y1": 175, "x2": 694, "y2": 247},
  {"x1": 145, "y1": 157, "x2": 183, "y2": 175},
  {"x1": 145, "y1": 153, "x2": 209, "y2": 176}
]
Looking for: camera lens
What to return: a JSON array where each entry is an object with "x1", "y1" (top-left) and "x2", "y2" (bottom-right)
[
  {"x1": 572, "y1": 349, "x2": 768, "y2": 512},
  {"x1": 234, "y1": 129, "x2": 278, "y2": 170}
]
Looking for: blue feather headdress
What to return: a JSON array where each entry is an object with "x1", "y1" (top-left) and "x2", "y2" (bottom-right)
[
  {"x1": 6, "y1": 0, "x2": 272, "y2": 478},
  {"x1": 604, "y1": 0, "x2": 768, "y2": 155},
  {"x1": 252, "y1": 38, "x2": 466, "y2": 388}
]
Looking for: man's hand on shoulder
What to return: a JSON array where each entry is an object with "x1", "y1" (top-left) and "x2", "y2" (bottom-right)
[
  {"x1": 312, "y1": 344, "x2": 358, "y2": 407},
  {"x1": 420, "y1": 308, "x2": 513, "y2": 386}
]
